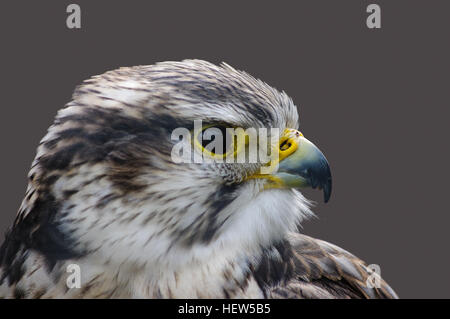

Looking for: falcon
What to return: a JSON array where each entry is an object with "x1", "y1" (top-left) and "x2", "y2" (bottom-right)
[{"x1": 0, "y1": 60, "x2": 398, "y2": 298}]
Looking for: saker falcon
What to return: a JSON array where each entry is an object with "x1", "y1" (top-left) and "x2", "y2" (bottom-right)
[{"x1": 0, "y1": 60, "x2": 398, "y2": 298}]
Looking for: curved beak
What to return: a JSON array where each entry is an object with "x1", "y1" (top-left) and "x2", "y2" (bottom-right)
[{"x1": 273, "y1": 134, "x2": 332, "y2": 203}]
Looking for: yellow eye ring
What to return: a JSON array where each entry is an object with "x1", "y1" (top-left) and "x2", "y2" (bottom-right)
[{"x1": 192, "y1": 125, "x2": 248, "y2": 161}]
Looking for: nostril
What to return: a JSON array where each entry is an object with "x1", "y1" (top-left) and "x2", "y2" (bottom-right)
[{"x1": 280, "y1": 140, "x2": 292, "y2": 151}]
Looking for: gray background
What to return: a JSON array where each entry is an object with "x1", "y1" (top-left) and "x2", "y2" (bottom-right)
[{"x1": 0, "y1": 0, "x2": 449, "y2": 298}]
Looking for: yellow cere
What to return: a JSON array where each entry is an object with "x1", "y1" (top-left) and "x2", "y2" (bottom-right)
[{"x1": 247, "y1": 128, "x2": 304, "y2": 189}]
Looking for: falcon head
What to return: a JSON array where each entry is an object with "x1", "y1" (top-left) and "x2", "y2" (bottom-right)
[{"x1": 16, "y1": 60, "x2": 331, "y2": 281}]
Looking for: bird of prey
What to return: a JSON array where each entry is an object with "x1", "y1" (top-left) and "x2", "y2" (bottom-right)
[{"x1": 0, "y1": 60, "x2": 397, "y2": 298}]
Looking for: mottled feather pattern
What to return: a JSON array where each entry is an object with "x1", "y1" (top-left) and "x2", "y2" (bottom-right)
[
  {"x1": 0, "y1": 60, "x2": 397, "y2": 298},
  {"x1": 264, "y1": 234, "x2": 398, "y2": 299}
]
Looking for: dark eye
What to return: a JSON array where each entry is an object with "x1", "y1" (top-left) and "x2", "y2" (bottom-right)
[{"x1": 197, "y1": 125, "x2": 234, "y2": 156}]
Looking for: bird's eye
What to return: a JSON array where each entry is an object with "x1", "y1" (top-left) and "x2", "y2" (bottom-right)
[{"x1": 193, "y1": 124, "x2": 247, "y2": 160}]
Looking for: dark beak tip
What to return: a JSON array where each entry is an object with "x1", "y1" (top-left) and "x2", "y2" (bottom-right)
[{"x1": 323, "y1": 178, "x2": 332, "y2": 203}]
